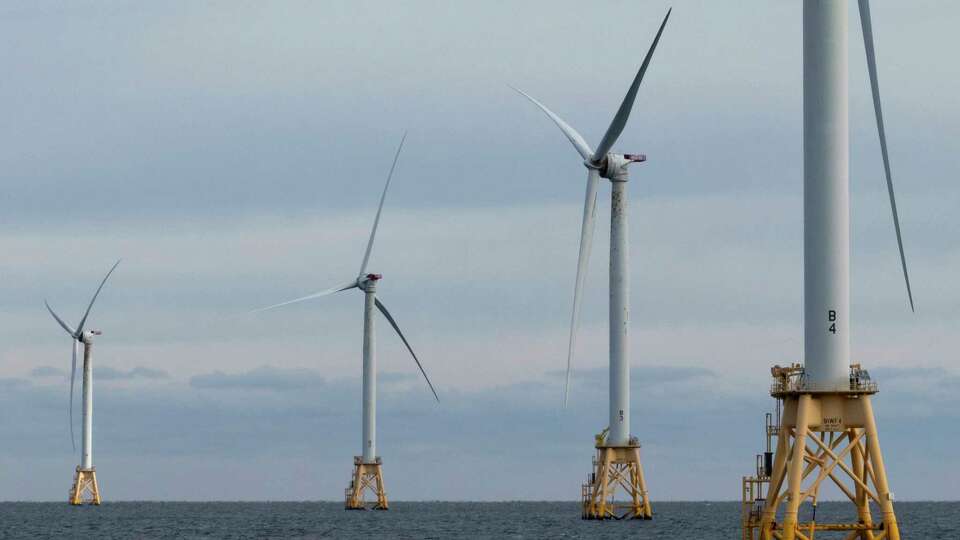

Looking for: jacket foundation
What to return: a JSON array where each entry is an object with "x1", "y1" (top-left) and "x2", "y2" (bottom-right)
[
  {"x1": 345, "y1": 456, "x2": 387, "y2": 510},
  {"x1": 742, "y1": 365, "x2": 900, "y2": 540},
  {"x1": 581, "y1": 434, "x2": 652, "y2": 520},
  {"x1": 69, "y1": 467, "x2": 101, "y2": 505}
]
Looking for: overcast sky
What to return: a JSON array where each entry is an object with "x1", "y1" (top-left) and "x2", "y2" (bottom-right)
[{"x1": 1, "y1": 1, "x2": 958, "y2": 501}]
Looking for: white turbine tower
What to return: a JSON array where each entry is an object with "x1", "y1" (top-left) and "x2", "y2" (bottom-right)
[
  {"x1": 742, "y1": 2, "x2": 913, "y2": 539},
  {"x1": 514, "y1": 9, "x2": 670, "y2": 520},
  {"x1": 254, "y1": 133, "x2": 438, "y2": 510},
  {"x1": 45, "y1": 259, "x2": 120, "y2": 506}
]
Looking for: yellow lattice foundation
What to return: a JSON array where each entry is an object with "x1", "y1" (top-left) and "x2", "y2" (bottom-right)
[
  {"x1": 754, "y1": 369, "x2": 900, "y2": 540},
  {"x1": 345, "y1": 456, "x2": 387, "y2": 510},
  {"x1": 581, "y1": 441, "x2": 652, "y2": 520},
  {"x1": 69, "y1": 467, "x2": 101, "y2": 506}
]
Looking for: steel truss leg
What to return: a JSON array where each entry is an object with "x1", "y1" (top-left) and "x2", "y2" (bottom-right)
[
  {"x1": 345, "y1": 458, "x2": 388, "y2": 510},
  {"x1": 582, "y1": 446, "x2": 652, "y2": 520},
  {"x1": 69, "y1": 467, "x2": 101, "y2": 505},
  {"x1": 758, "y1": 393, "x2": 900, "y2": 540}
]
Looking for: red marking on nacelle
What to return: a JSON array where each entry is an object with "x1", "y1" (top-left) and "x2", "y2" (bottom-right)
[
  {"x1": 366, "y1": 273, "x2": 382, "y2": 280},
  {"x1": 625, "y1": 154, "x2": 647, "y2": 163}
]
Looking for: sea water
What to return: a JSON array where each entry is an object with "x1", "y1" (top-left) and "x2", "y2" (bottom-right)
[{"x1": 0, "y1": 501, "x2": 955, "y2": 539}]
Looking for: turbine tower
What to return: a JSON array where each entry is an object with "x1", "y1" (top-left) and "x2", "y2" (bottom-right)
[
  {"x1": 45, "y1": 260, "x2": 121, "y2": 506},
  {"x1": 514, "y1": 9, "x2": 670, "y2": 520},
  {"x1": 741, "y1": 3, "x2": 912, "y2": 539},
  {"x1": 254, "y1": 133, "x2": 438, "y2": 510}
]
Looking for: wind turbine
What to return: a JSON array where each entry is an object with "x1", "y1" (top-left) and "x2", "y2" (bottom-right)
[
  {"x1": 513, "y1": 9, "x2": 670, "y2": 520},
  {"x1": 254, "y1": 133, "x2": 438, "y2": 510},
  {"x1": 741, "y1": 2, "x2": 913, "y2": 539},
  {"x1": 45, "y1": 259, "x2": 121, "y2": 506}
]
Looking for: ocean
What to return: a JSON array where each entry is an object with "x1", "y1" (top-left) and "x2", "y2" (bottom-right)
[{"x1": 0, "y1": 501, "x2": 955, "y2": 539}]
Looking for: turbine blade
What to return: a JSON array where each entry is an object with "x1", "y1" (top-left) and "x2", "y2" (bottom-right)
[
  {"x1": 359, "y1": 132, "x2": 407, "y2": 276},
  {"x1": 564, "y1": 168, "x2": 600, "y2": 407},
  {"x1": 70, "y1": 339, "x2": 78, "y2": 452},
  {"x1": 511, "y1": 86, "x2": 594, "y2": 161},
  {"x1": 76, "y1": 259, "x2": 121, "y2": 334},
  {"x1": 45, "y1": 301, "x2": 76, "y2": 336},
  {"x1": 858, "y1": 0, "x2": 914, "y2": 311},
  {"x1": 374, "y1": 297, "x2": 439, "y2": 402},
  {"x1": 592, "y1": 8, "x2": 672, "y2": 162},
  {"x1": 250, "y1": 281, "x2": 357, "y2": 313}
]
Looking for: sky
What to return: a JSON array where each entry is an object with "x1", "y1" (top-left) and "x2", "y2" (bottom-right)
[{"x1": 1, "y1": 1, "x2": 958, "y2": 501}]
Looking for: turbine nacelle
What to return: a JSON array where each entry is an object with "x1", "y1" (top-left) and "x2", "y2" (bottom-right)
[
  {"x1": 81, "y1": 330, "x2": 101, "y2": 343},
  {"x1": 358, "y1": 273, "x2": 383, "y2": 290},
  {"x1": 589, "y1": 153, "x2": 648, "y2": 181}
]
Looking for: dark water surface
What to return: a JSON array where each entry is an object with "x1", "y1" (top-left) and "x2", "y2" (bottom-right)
[{"x1": 0, "y1": 501, "x2": 955, "y2": 539}]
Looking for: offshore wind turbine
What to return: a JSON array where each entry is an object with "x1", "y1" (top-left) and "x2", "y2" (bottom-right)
[
  {"x1": 513, "y1": 9, "x2": 670, "y2": 520},
  {"x1": 254, "y1": 133, "x2": 438, "y2": 510},
  {"x1": 45, "y1": 259, "x2": 121, "y2": 506},
  {"x1": 739, "y1": 2, "x2": 913, "y2": 539}
]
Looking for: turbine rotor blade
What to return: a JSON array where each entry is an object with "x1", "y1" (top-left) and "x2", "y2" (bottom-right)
[
  {"x1": 76, "y1": 259, "x2": 121, "y2": 334},
  {"x1": 511, "y1": 86, "x2": 593, "y2": 161},
  {"x1": 250, "y1": 281, "x2": 358, "y2": 313},
  {"x1": 70, "y1": 339, "x2": 78, "y2": 452},
  {"x1": 45, "y1": 301, "x2": 76, "y2": 337},
  {"x1": 564, "y1": 168, "x2": 600, "y2": 407},
  {"x1": 858, "y1": 0, "x2": 914, "y2": 311},
  {"x1": 591, "y1": 8, "x2": 672, "y2": 162},
  {"x1": 374, "y1": 297, "x2": 439, "y2": 402},
  {"x1": 359, "y1": 132, "x2": 407, "y2": 276}
]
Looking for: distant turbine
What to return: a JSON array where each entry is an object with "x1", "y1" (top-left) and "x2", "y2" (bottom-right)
[
  {"x1": 45, "y1": 259, "x2": 120, "y2": 506},
  {"x1": 513, "y1": 8, "x2": 670, "y2": 520},
  {"x1": 254, "y1": 133, "x2": 438, "y2": 510}
]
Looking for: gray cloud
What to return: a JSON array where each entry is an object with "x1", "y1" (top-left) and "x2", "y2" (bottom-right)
[
  {"x1": 187, "y1": 367, "x2": 417, "y2": 393},
  {"x1": 551, "y1": 366, "x2": 714, "y2": 386},
  {"x1": 0, "y1": 1, "x2": 954, "y2": 225},
  {"x1": 97, "y1": 366, "x2": 169, "y2": 381},
  {"x1": 190, "y1": 366, "x2": 324, "y2": 391},
  {"x1": 0, "y1": 378, "x2": 30, "y2": 390},
  {"x1": 379, "y1": 371, "x2": 417, "y2": 383},
  {"x1": 868, "y1": 367, "x2": 960, "y2": 417},
  {"x1": 30, "y1": 366, "x2": 65, "y2": 378}
]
